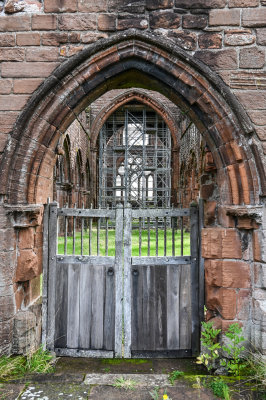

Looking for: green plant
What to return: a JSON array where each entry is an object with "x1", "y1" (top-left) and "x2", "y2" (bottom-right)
[
  {"x1": 246, "y1": 349, "x2": 266, "y2": 390},
  {"x1": 149, "y1": 386, "x2": 160, "y2": 400},
  {"x1": 113, "y1": 376, "x2": 137, "y2": 390},
  {"x1": 209, "y1": 378, "x2": 231, "y2": 400},
  {"x1": 221, "y1": 323, "x2": 247, "y2": 376},
  {"x1": 25, "y1": 346, "x2": 54, "y2": 374},
  {"x1": 196, "y1": 321, "x2": 221, "y2": 371},
  {"x1": 168, "y1": 370, "x2": 184, "y2": 385},
  {"x1": 0, "y1": 346, "x2": 55, "y2": 381}
]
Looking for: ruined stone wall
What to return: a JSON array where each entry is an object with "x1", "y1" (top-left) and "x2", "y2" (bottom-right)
[{"x1": 0, "y1": 0, "x2": 265, "y2": 355}]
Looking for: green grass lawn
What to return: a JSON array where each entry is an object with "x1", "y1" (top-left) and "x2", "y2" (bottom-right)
[{"x1": 58, "y1": 228, "x2": 190, "y2": 256}]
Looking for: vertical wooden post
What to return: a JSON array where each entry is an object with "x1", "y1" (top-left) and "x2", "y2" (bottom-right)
[
  {"x1": 114, "y1": 204, "x2": 123, "y2": 357},
  {"x1": 123, "y1": 203, "x2": 132, "y2": 358},
  {"x1": 198, "y1": 199, "x2": 205, "y2": 325},
  {"x1": 46, "y1": 202, "x2": 58, "y2": 351},
  {"x1": 41, "y1": 202, "x2": 49, "y2": 349},
  {"x1": 190, "y1": 203, "x2": 200, "y2": 356}
]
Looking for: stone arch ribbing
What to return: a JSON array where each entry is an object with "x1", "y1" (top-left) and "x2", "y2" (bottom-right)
[
  {"x1": 89, "y1": 88, "x2": 180, "y2": 148},
  {"x1": 0, "y1": 29, "x2": 263, "y2": 205}
]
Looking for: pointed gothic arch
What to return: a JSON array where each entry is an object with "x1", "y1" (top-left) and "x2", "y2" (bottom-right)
[{"x1": 0, "y1": 29, "x2": 263, "y2": 206}]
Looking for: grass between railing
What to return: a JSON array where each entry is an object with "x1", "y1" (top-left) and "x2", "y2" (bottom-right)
[{"x1": 58, "y1": 229, "x2": 190, "y2": 256}]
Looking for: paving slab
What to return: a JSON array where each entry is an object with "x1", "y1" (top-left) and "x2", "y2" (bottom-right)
[
  {"x1": 19, "y1": 383, "x2": 89, "y2": 400},
  {"x1": 0, "y1": 382, "x2": 25, "y2": 400},
  {"x1": 83, "y1": 372, "x2": 170, "y2": 386}
]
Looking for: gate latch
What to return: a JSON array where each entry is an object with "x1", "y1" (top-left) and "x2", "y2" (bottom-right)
[{"x1": 107, "y1": 267, "x2": 114, "y2": 276}]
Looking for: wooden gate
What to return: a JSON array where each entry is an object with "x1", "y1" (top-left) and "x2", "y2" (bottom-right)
[{"x1": 42, "y1": 202, "x2": 202, "y2": 358}]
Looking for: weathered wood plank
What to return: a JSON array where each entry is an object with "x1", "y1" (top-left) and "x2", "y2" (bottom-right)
[
  {"x1": 154, "y1": 266, "x2": 167, "y2": 350},
  {"x1": 114, "y1": 204, "x2": 123, "y2": 357},
  {"x1": 199, "y1": 199, "x2": 205, "y2": 325},
  {"x1": 142, "y1": 265, "x2": 156, "y2": 350},
  {"x1": 67, "y1": 263, "x2": 80, "y2": 349},
  {"x1": 131, "y1": 349, "x2": 192, "y2": 358},
  {"x1": 79, "y1": 264, "x2": 92, "y2": 350},
  {"x1": 167, "y1": 265, "x2": 180, "y2": 349},
  {"x1": 131, "y1": 266, "x2": 140, "y2": 351},
  {"x1": 58, "y1": 208, "x2": 115, "y2": 218},
  {"x1": 131, "y1": 256, "x2": 191, "y2": 266},
  {"x1": 190, "y1": 204, "x2": 200, "y2": 355},
  {"x1": 41, "y1": 203, "x2": 49, "y2": 349},
  {"x1": 54, "y1": 263, "x2": 68, "y2": 348},
  {"x1": 123, "y1": 204, "x2": 132, "y2": 358},
  {"x1": 179, "y1": 264, "x2": 191, "y2": 349},
  {"x1": 132, "y1": 208, "x2": 189, "y2": 218},
  {"x1": 55, "y1": 348, "x2": 114, "y2": 358},
  {"x1": 47, "y1": 202, "x2": 58, "y2": 351},
  {"x1": 104, "y1": 265, "x2": 115, "y2": 350},
  {"x1": 57, "y1": 255, "x2": 115, "y2": 265},
  {"x1": 90, "y1": 266, "x2": 104, "y2": 349}
]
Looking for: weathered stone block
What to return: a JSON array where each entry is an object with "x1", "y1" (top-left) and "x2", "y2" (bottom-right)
[
  {"x1": 205, "y1": 259, "x2": 251, "y2": 288},
  {"x1": 202, "y1": 228, "x2": 242, "y2": 259},
  {"x1": 206, "y1": 286, "x2": 237, "y2": 319},
  {"x1": 117, "y1": 14, "x2": 148, "y2": 30},
  {"x1": 0, "y1": 16, "x2": 31, "y2": 32},
  {"x1": 2, "y1": 62, "x2": 59, "y2": 78},
  {"x1": 217, "y1": 207, "x2": 235, "y2": 228},
  {"x1": 13, "y1": 78, "x2": 43, "y2": 94},
  {"x1": 41, "y1": 32, "x2": 68, "y2": 46},
  {"x1": 81, "y1": 32, "x2": 108, "y2": 43},
  {"x1": 44, "y1": 0, "x2": 78, "y2": 12},
  {"x1": 4, "y1": 0, "x2": 25, "y2": 13},
  {"x1": 150, "y1": 11, "x2": 181, "y2": 29},
  {"x1": 183, "y1": 14, "x2": 207, "y2": 29},
  {"x1": 209, "y1": 9, "x2": 240, "y2": 26},
  {"x1": 228, "y1": 0, "x2": 259, "y2": 6},
  {"x1": 201, "y1": 183, "x2": 214, "y2": 199},
  {"x1": 32, "y1": 15, "x2": 57, "y2": 30},
  {"x1": 58, "y1": 13, "x2": 97, "y2": 30},
  {"x1": 174, "y1": 0, "x2": 226, "y2": 8},
  {"x1": 242, "y1": 9, "x2": 266, "y2": 27},
  {"x1": 98, "y1": 14, "x2": 116, "y2": 31},
  {"x1": 15, "y1": 249, "x2": 38, "y2": 282},
  {"x1": 0, "y1": 79, "x2": 12, "y2": 95},
  {"x1": 198, "y1": 33, "x2": 222, "y2": 49},
  {"x1": 168, "y1": 30, "x2": 197, "y2": 51},
  {"x1": 239, "y1": 48, "x2": 265, "y2": 69},
  {"x1": 18, "y1": 228, "x2": 35, "y2": 250},
  {"x1": 256, "y1": 28, "x2": 266, "y2": 46},
  {"x1": 12, "y1": 310, "x2": 38, "y2": 354},
  {"x1": 147, "y1": 0, "x2": 174, "y2": 10},
  {"x1": 109, "y1": 0, "x2": 144, "y2": 13},
  {"x1": 0, "y1": 48, "x2": 24, "y2": 61},
  {"x1": 0, "y1": 33, "x2": 15, "y2": 47},
  {"x1": 78, "y1": 0, "x2": 107, "y2": 12},
  {"x1": 224, "y1": 31, "x2": 255, "y2": 46},
  {"x1": 195, "y1": 49, "x2": 238, "y2": 70},
  {"x1": 0, "y1": 95, "x2": 30, "y2": 111},
  {"x1": 16, "y1": 33, "x2": 41, "y2": 46},
  {"x1": 26, "y1": 47, "x2": 59, "y2": 62},
  {"x1": 254, "y1": 263, "x2": 266, "y2": 289},
  {"x1": 204, "y1": 201, "x2": 217, "y2": 226}
]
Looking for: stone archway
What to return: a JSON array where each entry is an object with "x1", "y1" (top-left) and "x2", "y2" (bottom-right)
[{"x1": 0, "y1": 30, "x2": 265, "y2": 354}]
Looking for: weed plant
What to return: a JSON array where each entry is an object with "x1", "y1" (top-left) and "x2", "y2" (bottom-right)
[
  {"x1": 113, "y1": 376, "x2": 137, "y2": 390},
  {"x1": 208, "y1": 378, "x2": 231, "y2": 400},
  {"x1": 0, "y1": 347, "x2": 54, "y2": 381},
  {"x1": 168, "y1": 370, "x2": 184, "y2": 385}
]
